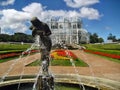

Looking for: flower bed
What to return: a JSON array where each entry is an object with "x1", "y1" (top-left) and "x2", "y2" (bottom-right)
[
  {"x1": 0, "y1": 50, "x2": 39, "y2": 59},
  {"x1": 84, "y1": 49, "x2": 120, "y2": 59},
  {"x1": 51, "y1": 49, "x2": 78, "y2": 60}
]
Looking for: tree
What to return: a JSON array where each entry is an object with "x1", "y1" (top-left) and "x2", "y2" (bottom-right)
[
  {"x1": 89, "y1": 33, "x2": 104, "y2": 43},
  {"x1": 90, "y1": 33, "x2": 98, "y2": 43},
  {"x1": 98, "y1": 37, "x2": 104, "y2": 43},
  {"x1": 0, "y1": 34, "x2": 11, "y2": 42},
  {"x1": 0, "y1": 33, "x2": 34, "y2": 43},
  {"x1": 107, "y1": 33, "x2": 117, "y2": 42}
]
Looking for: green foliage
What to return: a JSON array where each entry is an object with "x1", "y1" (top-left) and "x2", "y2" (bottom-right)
[
  {"x1": 0, "y1": 33, "x2": 33, "y2": 43},
  {"x1": 89, "y1": 33, "x2": 104, "y2": 43},
  {"x1": 107, "y1": 33, "x2": 117, "y2": 42},
  {"x1": 0, "y1": 34, "x2": 11, "y2": 42}
]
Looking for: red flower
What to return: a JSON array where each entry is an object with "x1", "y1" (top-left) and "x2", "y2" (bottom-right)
[{"x1": 84, "y1": 50, "x2": 120, "y2": 59}]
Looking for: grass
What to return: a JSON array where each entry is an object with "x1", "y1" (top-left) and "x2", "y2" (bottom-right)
[
  {"x1": 0, "y1": 43, "x2": 31, "y2": 54},
  {"x1": 84, "y1": 49, "x2": 120, "y2": 63},
  {"x1": 27, "y1": 58, "x2": 88, "y2": 67},
  {"x1": 83, "y1": 44, "x2": 120, "y2": 55},
  {"x1": 81, "y1": 43, "x2": 120, "y2": 63},
  {"x1": 84, "y1": 44, "x2": 120, "y2": 50},
  {"x1": 96, "y1": 54, "x2": 120, "y2": 63},
  {"x1": 0, "y1": 50, "x2": 23, "y2": 54},
  {"x1": 0, "y1": 56, "x2": 19, "y2": 63},
  {"x1": 0, "y1": 52, "x2": 38, "y2": 63},
  {"x1": 0, "y1": 43, "x2": 31, "y2": 50},
  {"x1": 0, "y1": 43, "x2": 33, "y2": 63}
]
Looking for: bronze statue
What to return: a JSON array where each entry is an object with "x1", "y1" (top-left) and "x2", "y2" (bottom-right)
[{"x1": 30, "y1": 17, "x2": 54, "y2": 90}]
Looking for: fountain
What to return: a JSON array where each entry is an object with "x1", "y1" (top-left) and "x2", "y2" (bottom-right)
[{"x1": 30, "y1": 17, "x2": 54, "y2": 90}]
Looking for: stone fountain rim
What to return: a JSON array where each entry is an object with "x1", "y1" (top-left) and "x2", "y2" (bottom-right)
[{"x1": 0, "y1": 74, "x2": 120, "y2": 90}]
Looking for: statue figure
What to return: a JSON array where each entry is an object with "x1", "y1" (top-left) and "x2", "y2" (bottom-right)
[
  {"x1": 30, "y1": 17, "x2": 52, "y2": 75},
  {"x1": 30, "y1": 17, "x2": 54, "y2": 90}
]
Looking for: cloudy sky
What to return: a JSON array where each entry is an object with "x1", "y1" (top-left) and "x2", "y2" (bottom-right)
[{"x1": 0, "y1": 0, "x2": 120, "y2": 41}]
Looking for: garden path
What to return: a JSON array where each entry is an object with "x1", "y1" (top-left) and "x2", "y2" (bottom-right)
[{"x1": 0, "y1": 50, "x2": 120, "y2": 82}]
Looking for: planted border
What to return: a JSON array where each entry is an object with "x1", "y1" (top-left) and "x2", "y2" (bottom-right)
[
  {"x1": 84, "y1": 49, "x2": 120, "y2": 59},
  {"x1": 0, "y1": 50, "x2": 39, "y2": 59}
]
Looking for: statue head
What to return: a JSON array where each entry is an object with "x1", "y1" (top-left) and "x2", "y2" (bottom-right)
[{"x1": 30, "y1": 17, "x2": 51, "y2": 37}]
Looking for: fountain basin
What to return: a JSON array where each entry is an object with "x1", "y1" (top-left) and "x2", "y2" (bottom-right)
[{"x1": 0, "y1": 74, "x2": 119, "y2": 90}]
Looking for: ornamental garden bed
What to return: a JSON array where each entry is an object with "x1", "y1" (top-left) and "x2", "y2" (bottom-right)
[
  {"x1": 82, "y1": 44, "x2": 120, "y2": 60},
  {"x1": 0, "y1": 50, "x2": 39, "y2": 63},
  {"x1": 27, "y1": 49, "x2": 88, "y2": 67},
  {"x1": 0, "y1": 43, "x2": 39, "y2": 62}
]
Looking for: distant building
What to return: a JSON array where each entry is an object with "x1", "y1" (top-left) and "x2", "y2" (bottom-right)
[
  {"x1": 46, "y1": 17, "x2": 89, "y2": 44},
  {"x1": 106, "y1": 40, "x2": 113, "y2": 43}
]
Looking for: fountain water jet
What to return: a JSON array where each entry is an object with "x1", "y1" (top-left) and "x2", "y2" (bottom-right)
[{"x1": 0, "y1": 41, "x2": 37, "y2": 83}]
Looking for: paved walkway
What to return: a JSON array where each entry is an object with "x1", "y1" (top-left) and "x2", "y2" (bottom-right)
[{"x1": 0, "y1": 50, "x2": 120, "y2": 82}]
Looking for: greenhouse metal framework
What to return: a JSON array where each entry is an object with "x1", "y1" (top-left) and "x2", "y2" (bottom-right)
[{"x1": 46, "y1": 17, "x2": 89, "y2": 44}]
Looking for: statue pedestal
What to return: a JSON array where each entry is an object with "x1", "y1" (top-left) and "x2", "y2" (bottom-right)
[{"x1": 36, "y1": 75, "x2": 54, "y2": 90}]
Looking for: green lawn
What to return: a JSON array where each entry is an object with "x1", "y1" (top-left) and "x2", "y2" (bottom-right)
[
  {"x1": 0, "y1": 43, "x2": 31, "y2": 54},
  {"x1": 0, "y1": 43, "x2": 32, "y2": 63},
  {"x1": 81, "y1": 43, "x2": 120, "y2": 63},
  {"x1": 82, "y1": 43, "x2": 120, "y2": 55},
  {"x1": 94, "y1": 53, "x2": 120, "y2": 63}
]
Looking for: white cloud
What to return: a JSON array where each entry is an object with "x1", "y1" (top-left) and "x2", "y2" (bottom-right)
[
  {"x1": 64, "y1": 0, "x2": 99, "y2": 8},
  {"x1": 22, "y1": 3, "x2": 43, "y2": 18},
  {"x1": 0, "y1": 2, "x2": 101, "y2": 34},
  {"x1": 80, "y1": 7, "x2": 100, "y2": 20},
  {"x1": 0, "y1": 9, "x2": 31, "y2": 34},
  {"x1": 0, "y1": 0, "x2": 15, "y2": 6},
  {"x1": 22, "y1": 3, "x2": 81, "y2": 20},
  {"x1": 105, "y1": 26, "x2": 111, "y2": 30}
]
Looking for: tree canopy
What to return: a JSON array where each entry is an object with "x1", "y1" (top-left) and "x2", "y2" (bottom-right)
[
  {"x1": 89, "y1": 33, "x2": 104, "y2": 43},
  {"x1": 0, "y1": 33, "x2": 34, "y2": 43}
]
